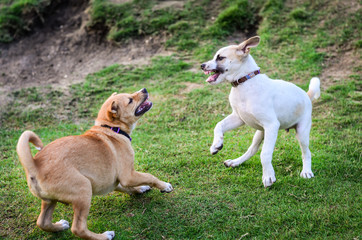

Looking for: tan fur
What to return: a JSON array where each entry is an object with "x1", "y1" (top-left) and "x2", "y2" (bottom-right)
[
  {"x1": 17, "y1": 89, "x2": 173, "y2": 240},
  {"x1": 307, "y1": 90, "x2": 314, "y2": 101},
  {"x1": 236, "y1": 36, "x2": 260, "y2": 55}
]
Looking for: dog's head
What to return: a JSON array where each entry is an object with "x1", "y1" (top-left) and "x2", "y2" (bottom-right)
[
  {"x1": 201, "y1": 36, "x2": 260, "y2": 85},
  {"x1": 96, "y1": 88, "x2": 153, "y2": 132}
]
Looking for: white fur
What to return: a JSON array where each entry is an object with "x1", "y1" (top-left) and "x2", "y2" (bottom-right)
[
  {"x1": 55, "y1": 219, "x2": 70, "y2": 230},
  {"x1": 203, "y1": 37, "x2": 320, "y2": 187},
  {"x1": 161, "y1": 183, "x2": 173, "y2": 193},
  {"x1": 138, "y1": 185, "x2": 151, "y2": 193},
  {"x1": 309, "y1": 77, "x2": 321, "y2": 100},
  {"x1": 103, "y1": 231, "x2": 115, "y2": 240}
]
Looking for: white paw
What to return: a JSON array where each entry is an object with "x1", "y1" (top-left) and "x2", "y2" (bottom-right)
[
  {"x1": 103, "y1": 231, "x2": 115, "y2": 240},
  {"x1": 210, "y1": 142, "x2": 223, "y2": 155},
  {"x1": 262, "y1": 174, "x2": 276, "y2": 187},
  {"x1": 224, "y1": 159, "x2": 240, "y2": 168},
  {"x1": 56, "y1": 219, "x2": 69, "y2": 230},
  {"x1": 300, "y1": 170, "x2": 314, "y2": 178},
  {"x1": 161, "y1": 183, "x2": 173, "y2": 193},
  {"x1": 138, "y1": 185, "x2": 151, "y2": 193}
]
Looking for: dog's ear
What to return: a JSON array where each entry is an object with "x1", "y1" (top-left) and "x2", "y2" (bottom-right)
[
  {"x1": 111, "y1": 92, "x2": 117, "y2": 97},
  {"x1": 107, "y1": 101, "x2": 119, "y2": 120},
  {"x1": 236, "y1": 36, "x2": 260, "y2": 56}
]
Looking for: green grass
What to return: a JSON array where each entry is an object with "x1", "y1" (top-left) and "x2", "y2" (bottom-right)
[
  {"x1": 0, "y1": 0, "x2": 52, "y2": 42},
  {"x1": 89, "y1": 0, "x2": 217, "y2": 51},
  {"x1": 203, "y1": 0, "x2": 260, "y2": 38},
  {"x1": 1, "y1": 0, "x2": 361, "y2": 239}
]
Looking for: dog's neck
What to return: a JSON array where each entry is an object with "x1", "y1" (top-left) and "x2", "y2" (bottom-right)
[
  {"x1": 94, "y1": 120, "x2": 134, "y2": 136},
  {"x1": 100, "y1": 124, "x2": 132, "y2": 141},
  {"x1": 227, "y1": 55, "x2": 260, "y2": 83}
]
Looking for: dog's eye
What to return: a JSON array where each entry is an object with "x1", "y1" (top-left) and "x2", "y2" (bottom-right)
[
  {"x1": 128, "y1": 98, "x2": 133, "y2": 104},
  {"x1": 216, "y1": 55, "x2": 225, "y2": 61}
]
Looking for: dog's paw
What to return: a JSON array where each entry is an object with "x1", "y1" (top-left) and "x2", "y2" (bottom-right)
[
  {"x1": 55, "y1": 219, "x2": 69, "y2": 230},
  {"x1": 160, "y1": 183, "x2": 173, "y2": 193},
  {"x1": 300, "y1": 170, "x2": 314, "y2": 179},
  {"x1": 138, "y1": 185, "x2": 151, "y2": 193},
  {"x1": 224, "y1": 159, "x2": 240, "y2": 168},
  {"x1": 103, "y1": 231, "x2": 115, "y2": 240},
  {"x1": 210, "y1": 143, "x2": 223, "y2": 155},
  {"x1": 262, "y1": 175, "x2": 276, "y2": 188}
]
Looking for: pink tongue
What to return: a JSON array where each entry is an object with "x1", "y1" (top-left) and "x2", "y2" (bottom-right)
[
  {"x1": 138, "y1": 100, "x2": 151, "y2": 112},
  {"x1": 206, "y1": 73, "x2": 220, "y2": 82},
  {"x1": 141, "y1": 100, "x2": 151, "y2": 107}
]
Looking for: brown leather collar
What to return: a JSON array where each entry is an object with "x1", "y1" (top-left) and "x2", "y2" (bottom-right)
[{"x1": 231, "y1": 70, "x2": 261, "y2": 87}]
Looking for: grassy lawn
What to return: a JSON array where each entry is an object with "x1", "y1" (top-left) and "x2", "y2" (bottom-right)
[{"x1": 0, "y1": 0, "x2": 361, "y2": 239}]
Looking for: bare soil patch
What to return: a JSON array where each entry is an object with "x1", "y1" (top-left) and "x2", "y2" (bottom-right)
[
  {"x1": 180, "y1": 82, "x2": 204, "y2": 94},
  {"x1": 319, "y1": 49, "x2": 361, "y2": 88},
  {"x1": 152, "y1": 1, "x2": 185, "y2": 11}
]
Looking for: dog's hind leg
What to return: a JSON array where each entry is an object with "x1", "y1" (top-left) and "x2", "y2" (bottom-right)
[
  {"x1": 260, "y1": 124, "x2": 279, "y2": 187},
  {"x1": 211, "y1": 112, "x2": 244, "y2": 155},
  {"x1": 224, "y1": 130, "x2": 264, "y2": 168},
  {"x1": 37, "y1": 200, "x2": 69, "y2": 232},
  {"x1": 71, "y1": 180, "x2": 115, "y2": 240},
  {"x1": 296, "y1": 119, "x2": 314, "y2": 179}
]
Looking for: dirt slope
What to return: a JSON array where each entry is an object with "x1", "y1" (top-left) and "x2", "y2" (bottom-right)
[{"x1": 0, "y1": 0, "x2": 172, "y2": 107}]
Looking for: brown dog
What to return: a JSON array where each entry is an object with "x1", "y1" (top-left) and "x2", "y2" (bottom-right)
[{"x1": 17, "y1": 88, "x2": 173, "y2": 240}]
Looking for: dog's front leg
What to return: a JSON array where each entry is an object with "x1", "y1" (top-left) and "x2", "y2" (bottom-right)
[
  {"x1": 120, "y1": 171, "x2": 173, "y2": 193},
  {"x1": 211, "y1": 113, "x2": 244, "y2": 155},
  {"x1": 260, "y1": 124, "x2": 279, "y2": 187},
  {"x1": 115, "y1": 184, "x2": 151, "y2": 195},
  {"x1": 224, "y1": 130, "x2": 264, "y2": 167}
]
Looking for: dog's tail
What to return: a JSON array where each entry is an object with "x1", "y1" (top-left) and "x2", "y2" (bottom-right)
[
  {"x1": 17, "y1": 131, "x2": 43, "y2": 180},
  {"x1": 307, "y1": 77, "x2": 320, "y2": 101}
]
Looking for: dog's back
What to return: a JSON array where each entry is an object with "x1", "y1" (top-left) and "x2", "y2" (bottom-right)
[
  {"x1": 270, "y1": 78, "x2": 313, "y2": 129},
  {"x1": 32, "y1": 129, "x2": 128, "y2": 200}
]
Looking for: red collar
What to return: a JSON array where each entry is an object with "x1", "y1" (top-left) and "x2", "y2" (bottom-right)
[{"x1": 231, "y1": 70, "x2": 261, "y2": 87}]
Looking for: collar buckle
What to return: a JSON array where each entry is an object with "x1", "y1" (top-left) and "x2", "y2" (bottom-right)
[{"x1": 231, "y1": 81, "x2": 239, "y2": 87}]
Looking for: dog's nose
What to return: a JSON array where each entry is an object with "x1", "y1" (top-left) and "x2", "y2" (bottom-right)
[
  {"x1": 201, "y1": 63, "x2": 206, "y2": 70},
  {"x1": 141, "y1": 88, "x2": 148, "y2": 94}
]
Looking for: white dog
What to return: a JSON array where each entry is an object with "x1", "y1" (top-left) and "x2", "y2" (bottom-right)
[{"x1": 201, "y1": 36, "x2": 320, "y2": 187}]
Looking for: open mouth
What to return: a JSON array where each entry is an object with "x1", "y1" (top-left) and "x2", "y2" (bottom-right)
[
  {"x1": 135, "y1": 96, "x2": 153, "y2": 116},
  {"x1": 204, "y1": 70, "x2": 221, "y2": 83}
]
